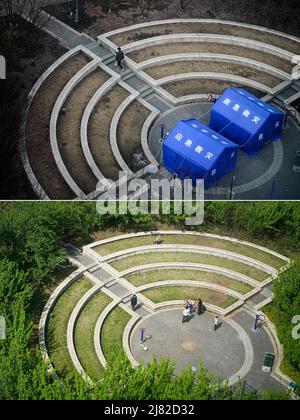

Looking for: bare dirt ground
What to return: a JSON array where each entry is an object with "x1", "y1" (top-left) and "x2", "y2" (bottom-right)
[
  {"x1": 128, "y1": 42, "x2": 293, "y2": 73},
  {"x1": 146, "y1": 61, "x2": 281, "y2": 87},
  {"x1": 57, "y1": 69, "x2": 110, "y2": 195},
  {"x1": 26, "y1": 53, "x2": 89, "y2": 199},
  {"x1": 0, "y1": 18, "x2": 68, "y2": 199},
  {"x1": 110, "y1": 22, "x2": 300, "y2": 54},
  {"x1": 117, "y1": 100, "x2": 150, "y2": 171},
  {"x1": 88, "y1": 85, "x2": 129, "y2": 181},
  {"x1": 45, "y1": 0, "x2": 300, "y2": 40},
  {"x1": 164, "y1": 79, "x2": 264, "y2": 98}
]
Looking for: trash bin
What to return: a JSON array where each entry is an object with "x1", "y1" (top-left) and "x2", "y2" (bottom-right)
[{"x1": 289, "y1": 382, "x2": 298, "y2": 393}]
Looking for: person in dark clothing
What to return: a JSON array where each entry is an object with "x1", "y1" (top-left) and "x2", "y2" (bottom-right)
[
  {"x1": 116, "y1": 47, "x2": 125, "y2": 72},
  {"x1": 197, "y1": 299, "x2": 203, "y2": 315},
  {"x1": 131, "y1": 294, "x2": 137, "y2": 311},
  {"x1": 214, "y1": 315, "x2": 222, "y2": 332}
]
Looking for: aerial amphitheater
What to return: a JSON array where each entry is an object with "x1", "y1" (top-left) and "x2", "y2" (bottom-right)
[
  {"x1": 22, "y1": 17, "x2": 300, "y2": 200},
  {"x1": 41, "y1": 230, "x2": 292, "y2": 392}
]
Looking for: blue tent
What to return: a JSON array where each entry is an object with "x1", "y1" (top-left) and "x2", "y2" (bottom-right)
[
  {"x1": 209, "y1": 88, "x2": 284, "y2": 155},
  {"x1": 163, "y1": 119, "x2": 239, "y2": 189}
]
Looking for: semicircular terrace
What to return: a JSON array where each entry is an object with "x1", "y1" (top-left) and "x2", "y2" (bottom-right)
[
  {"x1": 41, "y1": 231, "x2": 292, "y2": 389},
  {"x1": 23, "y1": 19, "x2": 300, "y2": 199}
]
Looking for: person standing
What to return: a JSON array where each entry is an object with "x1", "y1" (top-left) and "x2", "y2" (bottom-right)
[
  {"x1": 131, "y1": 294, "x2": 137, "y2": 311},
  {"x1": 208, "y1": 92, "x2": 217, "y2": 104},
  {"x1": 116, "y1": 47, "x2": 125, "y2": 72},
  {"x1": 214, "y1": 315, "x2": 220, "y2": 332},
  {"x1": 182, "y1": 306, "x2": 190, "y2": 323},
  {"x1": 197, "y1": 299, "x2": 203, "y2": 315},
  {"x1": 154, "y1": 234, "x2": 161, "y2": 245}
]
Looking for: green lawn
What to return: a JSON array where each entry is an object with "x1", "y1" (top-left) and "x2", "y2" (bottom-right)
[
  {"x1": 280, "y1": 359, "x2": 300, "y2": 395},
  {"x1": 143, "y1": 286, "x2": 237, "y2": 309},
  {"x1": 111, "y1": 252, "x2": 269, "y2": 282},
  {"x1": 263, "y1": 302, "x2": 300, "y2": 394},
  {"x1": 74, "y1": 291, "x2": 112, "y2": 382},
  {"x1": 46, "y1": 277, "x2": 92, "y2": 381},
  {"x1": 95, "y1": 234, "x2": 285, "y2": 269},
  {"x1": 125, "y1": 269, "x2": 253, "y2": 294},
  {"x1": 100, "y1": 306, "x2": 131, "y2": 364}
]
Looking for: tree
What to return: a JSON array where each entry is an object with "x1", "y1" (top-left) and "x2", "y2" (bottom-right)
[
  {"x1": 1, "y1": 0, "x2": 51, "y2": 33},
  {"x1": 179, "y1": 0, "x2": 193, "y2": 12},
  {"x1": 272, "y1": 260, "x2": 300, "y2": 371}
]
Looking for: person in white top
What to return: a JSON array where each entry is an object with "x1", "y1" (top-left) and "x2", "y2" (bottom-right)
[
  {"x1": 214, "y1": 316, "x2": 220, "y2": 332},
  {"x1": 182, "y1": 306, "x2": 190, "y2": 323},
  {"x1": 154, "y1": 235, "x2": 161, "y2": 245}
]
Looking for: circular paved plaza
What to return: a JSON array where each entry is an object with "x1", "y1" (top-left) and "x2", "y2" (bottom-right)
[{"x1": 131, "y1": 310, "x2": 249, "y2": 383}]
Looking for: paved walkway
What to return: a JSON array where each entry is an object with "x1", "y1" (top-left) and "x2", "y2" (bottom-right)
[
  {"x1": 232, "y1": 310, "x2": 284, "y2": 392},
  {"x1": 41, "y1": 13, "x2": 170, "y2": 112},
  {"x1": 40, "y1": 12, "x2": 92, "y2": 49}
]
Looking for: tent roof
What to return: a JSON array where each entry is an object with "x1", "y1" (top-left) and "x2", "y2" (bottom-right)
[
  {"x1": 212, "y1": 88, "x2": 283, "y2": 135},
  {"x1": 163, "y1": 119, "x2": 238, "y2": 171}
]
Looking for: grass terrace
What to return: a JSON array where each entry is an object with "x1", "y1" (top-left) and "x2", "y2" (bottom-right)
[
  {"x1": 128, "y1": 43, "x2": 292, "y2": 73},
  {"x1": 124, "y1": 269, "x2": 254, "y2": 295},
  {"x1": 110, "y1": 21, "x2": 300, "y2": 54},
  {"x1": 117, "y1": 100, "x2": 151, "y2": 171},
  {"x1": 143, "y1": 286, "x2": 238, "y2": 309},
  {"x1": 74, "y1": 291, "x2": 112, "y2": 381},
  {"x1": 94, "y1": 234, "x2": 285, "y2": 269},
  {"x1": 88, "y1": 85, "x2": 129, "y2": 180},
  {"x1": 145, "y1": 61, "x2": 282, "y2": 88},
  {"x1": 100, "y1": 306, "x2": 131, "y2": 364},
  {"x1": 57, "y1": 69, "x2": 110, "y2": 195},
  {"x1": 162, "y1": 79, "x2": 265, "y2": 98},
  {"x1": 46, "y1": 277, "x2": 92, "y2": 380},
  {"x1": 110, "y1": 252, "x2": 270, "y2": 282},
  {"x1": 26, "y1": 53, "x2": 90, "y2": 199}
]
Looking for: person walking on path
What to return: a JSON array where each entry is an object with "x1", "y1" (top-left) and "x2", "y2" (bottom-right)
[
  {"x1": 116, "y1": 47, "x2": 125, "y2": 72},
  {"x1": 131, "y1": 294, "x2": 137, "y2": 311}
]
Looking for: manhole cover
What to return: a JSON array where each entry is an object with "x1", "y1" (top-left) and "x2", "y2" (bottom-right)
[{"x1": 181, "y1": 341, "x2": 198, "y2": 352}]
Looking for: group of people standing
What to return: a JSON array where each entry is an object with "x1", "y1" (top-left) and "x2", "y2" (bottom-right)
[
  {"x1": 182, "y1": 298, "x2": 203, "y2": 323},
  {"x1": 182, "y1": 299, "x2": 221, "y2": 331}
]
